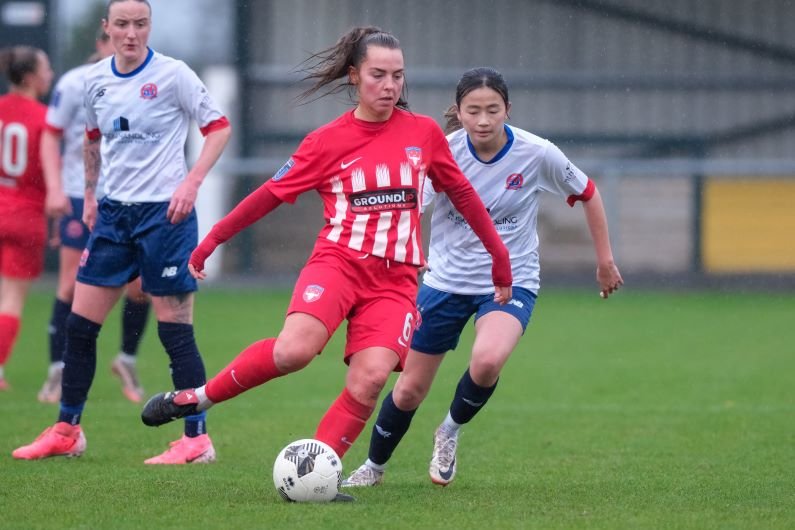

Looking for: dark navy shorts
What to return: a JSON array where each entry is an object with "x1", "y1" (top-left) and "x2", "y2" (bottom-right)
[
  {"x1": 77, "y1": 198, "x2": 198, "y2": 296},
  {"x1": 59, "y1": 197, "x2": 90, "y2": 250},
  {"x1": 411, "y1": 284, "x2": 537, "y2": 355}
]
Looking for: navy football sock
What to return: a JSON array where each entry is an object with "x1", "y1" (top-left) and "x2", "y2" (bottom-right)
[
  {"x1": 48, "y1": 298, "x2": 71, "y2": 363},
  {"x1": 120, "y1": 297, "x2": 150, "y2": 356},
  {"x1": 58, "y1": 403, "x2": 85, "y2": 426},
  {"x1": 60, "y1": 313, "x2": 102, "y2": 423},
  {"x1": 449, "y1": 368, "x2": 498, "y2": 425},
  {"x1": 184, "y1": 412, "x2": 208, "y2": 437},
  {"x1": 157, "y1": 321, "x2": 207, "y2": 437},
  {"x1": 368, "y1": 391, "x2": 417, "y2": 466}
]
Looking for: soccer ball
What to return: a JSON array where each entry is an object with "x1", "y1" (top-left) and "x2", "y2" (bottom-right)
[{"x1": 272, "y1": 439, "x2": 342, "y2": 502}]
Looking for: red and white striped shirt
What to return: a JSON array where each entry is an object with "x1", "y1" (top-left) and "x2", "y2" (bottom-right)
[{"x1": 266, "y1": 108, "x2": 469, "y2": 266}]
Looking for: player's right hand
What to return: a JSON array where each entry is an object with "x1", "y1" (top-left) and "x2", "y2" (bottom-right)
[
  {"x1": 494, "y1": 285, "x2": 512, "y2": 305},
  {"x1": 188, "y1": 262, "x2": 206, "y2": 281},
  {"x1": 188, "y1": 237, "x2": 219, "y2": 280},
  {"x1": 82, "y1": 198, "x2": 98, "y2": 231},
  {"x1": 45, "y1": 189, "x2": 71, "y2": 218}
]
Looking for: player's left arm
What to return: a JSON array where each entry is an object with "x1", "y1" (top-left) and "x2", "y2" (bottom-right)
[
  {"x1": 544, "y1": 142, "x2": 624, "y2": 299},
  {"x1": 427, "y1": 123, "x2": 512, "y2": 304},
  {"x1": 168, "y1": 124, "x2": 231, "y2": 224},
  {"x1": 580, "y1": 186, "x2": 624, "y2": 299},
  {"x1": 169, "y1": 62, "x2": 232, "y2": 224}
]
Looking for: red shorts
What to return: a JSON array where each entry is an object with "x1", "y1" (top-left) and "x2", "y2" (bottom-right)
[
  {"x1": 0, "y1": 203, "x2": 46, "y2": 279},
  {"x1": 287, "y1": 239, "x2": 419, "y2": 370}
]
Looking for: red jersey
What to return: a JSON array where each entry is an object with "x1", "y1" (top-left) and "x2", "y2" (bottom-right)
[
  {"x1": 0, "y1": 93, "x2": 47, "y2": 209},
  {"x1": 265, "y1": 108, "x2": 471, "y2": 266}
]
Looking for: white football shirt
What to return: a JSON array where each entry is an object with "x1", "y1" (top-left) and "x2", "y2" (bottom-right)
[
  {"x1": 84, "y1": 49, "x2": 226, "y2": 202},
  {"x1": 46, "y1": 63, "x2": 110, "y2": 198},
  {"x1": 423, "y1": 125, "x2": 593, "y2": 294}
]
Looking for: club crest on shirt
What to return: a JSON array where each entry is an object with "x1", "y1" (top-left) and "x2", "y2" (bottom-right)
[
  {"x1": 505, "y1": 173, "x2": 524, "y2": 190},
  {"x1": 303, "y1": 284, "x2": 324, "y2": 303},
  {"x1": 405, "y1": 146, "x2": 422, "y2": 169},
  {"x1": 140, "y1": 83, "x2": 158, "y2": 100}
]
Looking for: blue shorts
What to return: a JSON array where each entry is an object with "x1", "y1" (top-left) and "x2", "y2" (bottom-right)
[
  {"x1": 411, "y1": 284, "x2": 537, "y2": 354},
  {"x1": 77, "y1": 198, "x2": 198, "y2": 296},
  {"x1": 59, "y1": 197, "x2": 90, "y2": 250}
]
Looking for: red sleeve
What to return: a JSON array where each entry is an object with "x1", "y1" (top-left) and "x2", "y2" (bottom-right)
[
  {"x1": 427, "y1": 123, "x2": 512, "y2": 287},
  {"x1": 424, "y1": 123, "x2": 466, "y2": 193},
  {"x1": 265, "y1": 133, "x2": 326, "y2": 204},
  {"x1": 44, "y1": 123, "x2": 64, "y2": 135},
  {"x1": 189, "y1": 185, "x2": 283, "y2": 272},
  {"x1": 566, "y1": 178, "x2": 595, "y2": 207},
  {"x1": 446, "y1": 183, "x2": 512, "y2": 287},
  {"x1": 199, "y1": 116, "x2": 230, "y2": 136}
]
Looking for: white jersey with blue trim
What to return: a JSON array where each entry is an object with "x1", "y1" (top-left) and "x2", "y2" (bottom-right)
[
  {"x1": 46, "y1": 63, "x2": 105, "y2": 198},
  {"x1": 83, "y1": 49, "x2": 225, "y2": 202},
  {"x1": 422, "y1": 124, "x2": 590, "y2": 295}
]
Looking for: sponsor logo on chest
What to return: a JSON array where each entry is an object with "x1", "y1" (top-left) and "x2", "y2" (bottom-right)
[{"x1": 350, "y1": 188, "x2": 418, "y2": 213}]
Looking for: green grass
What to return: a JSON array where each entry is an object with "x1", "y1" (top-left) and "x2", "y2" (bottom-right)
[{"x1": 1, "y1": 288, "x2": 793, "y2": 529}]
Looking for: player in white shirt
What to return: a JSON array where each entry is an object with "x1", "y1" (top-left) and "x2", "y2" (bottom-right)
[
  {"x1": 13, "y1": 0, "x2": 232, "y2": 464},
  {"x1": 344, "y1": 67, "x2": 624, "y2": 487},
  {"x1": 38, "y1": 28, "x2": 151, "y2": 405}
]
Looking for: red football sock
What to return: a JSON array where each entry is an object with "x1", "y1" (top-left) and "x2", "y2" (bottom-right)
[
  {"x1": 205, "y1": 338, "x2": 283, "y2": 403},
  {"x1": 315, "y1": 388, "x2": 375, "y2": 458},
  {"x1": 0, "y1": 314, "x2": 21, "y2": 366}
]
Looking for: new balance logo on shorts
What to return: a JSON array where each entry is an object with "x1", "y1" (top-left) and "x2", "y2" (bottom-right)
[{"x1": 161, "y1": 266, "x2": 178, "y2": 278}]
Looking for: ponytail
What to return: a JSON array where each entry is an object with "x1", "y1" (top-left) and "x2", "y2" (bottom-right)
[
  {"x1": 297, "y1": 26, "x2": 408, "y2": 109},
  {"x1": 443, "y1": 104, "x2": 462, "y2": 134}
]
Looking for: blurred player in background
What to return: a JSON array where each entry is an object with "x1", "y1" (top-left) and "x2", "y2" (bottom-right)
[
  {"x1": 343, "y1": 67, "x2": 624, "y2": 487},
  {"x1": 13, "y1": 0, "x2": 231, "y2": 463},
  {"x1": 0, "y1": 46, "x2": 55, "y2": 391},
  {"x1": 38, "y1": 28, "x2": 151, "y2": 405},
  {"x1": 141, "y1": 27, "x2": 512, "y2": 477}
]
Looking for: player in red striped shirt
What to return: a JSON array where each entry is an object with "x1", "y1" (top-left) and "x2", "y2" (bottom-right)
[
  {"x1": 142, "y1": 26, "x2": 512, "y2": 465},
  {"x1": 0, "y1": 46, "x2": 56, "y2": 390}
]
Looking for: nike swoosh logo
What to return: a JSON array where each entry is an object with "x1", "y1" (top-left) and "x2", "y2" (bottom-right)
[
  {"x1": 375, "y1": 425, "x2": 392, "y2": 438},
  {"x1": 341, "y1": 437, "x2": 353, "y2": 446},
  {"x1": 438, "y1": 457, "x2": 455, "y2": 480},
  {"x1": 461, "y1": 397, "x2": 484, "y2": 407},
  {"x1": 231, "y1": 369, "x2": 247, "y2": 389},
  {"x1": 340, "y1": 157, "x2": 362, "y2": 170}
]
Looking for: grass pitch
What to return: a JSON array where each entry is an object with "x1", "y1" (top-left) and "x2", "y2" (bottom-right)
[{"x1": 1, "y1": 287, "x2": 793, "y2": 529}]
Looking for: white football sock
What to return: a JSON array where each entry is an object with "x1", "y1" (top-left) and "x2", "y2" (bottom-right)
[
  {"x1": 365, "y1": 458, "x2": 386, "y2": 472},
  {"x1": 440, "y1": 412, "x2": 462, "y2": 436},
  {"x1": 194, "y1": 385, "x2": 214, "y2": 412},
  {"x1": 49, "y1": 361, "x2": 65, "y2": 375},
  {"x1": 117, "y1": 352, "x2": 137, "y2": 365}
]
